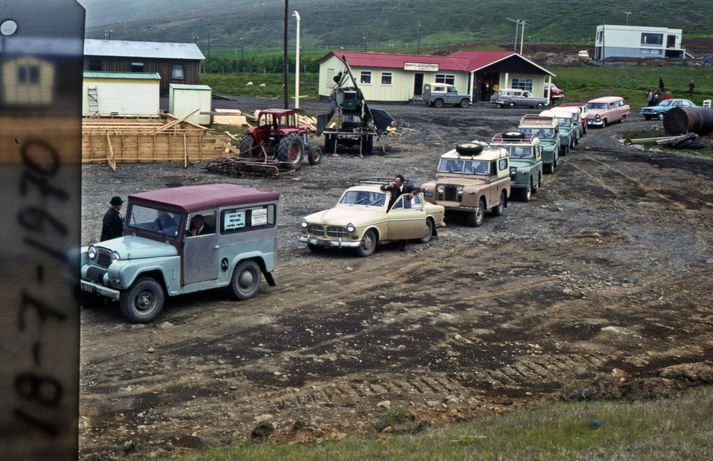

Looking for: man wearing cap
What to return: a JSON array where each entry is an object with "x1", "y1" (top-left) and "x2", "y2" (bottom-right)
[{"x1": 100, "y1": 196, "x2": 124, "y2": 241}]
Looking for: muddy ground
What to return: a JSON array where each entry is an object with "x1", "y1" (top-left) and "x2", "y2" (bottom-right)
[{"x1": 79, "y1": 100, "x2": 713, "y2": 460}]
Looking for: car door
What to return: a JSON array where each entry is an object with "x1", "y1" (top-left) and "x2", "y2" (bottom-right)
[
  {"x1": 388, "y1": 195, "x2": 425, "y2": 240},
  {"x1": 183, "y1": 211, "x2": 219, "y2": 285}
]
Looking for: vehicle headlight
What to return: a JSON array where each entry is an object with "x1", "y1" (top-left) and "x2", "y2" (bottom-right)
[
  {"x1": 300, "y1": 219, "x2": 309, "y2": 228},
  {"x1": 595, "y1": 114, "x2": 601, "y2": 120},
  {"x1": 437, "y1": 185, "x2": 445, "y2": 194},
  {"x1": 87, "y1": 245, "x2": 97, "y2": 260},
  {"x1": 510, "y1": 166, "x2": 517, "y2": 176},
  {"x1": 110, "y1": 251, "x2": 120, "y2": 263},
  {"x1": 346, "y1": 223, "x2": 356, "y2": 233},
  {"x1": 457, "y1": 186, "x2": 464, "y2": 197}
]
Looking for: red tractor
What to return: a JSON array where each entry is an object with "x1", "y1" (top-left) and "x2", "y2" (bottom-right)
[{"x1": 236, "y1": 109, "x2": 321, "y2": 169}]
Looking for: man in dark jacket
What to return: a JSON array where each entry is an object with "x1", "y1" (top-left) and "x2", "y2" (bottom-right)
[
  {"x1": 100, "y1": 196, "x2": 124, "y2": 241},
  {"x1": 381, "y1": 174, "x2": 422, "y2": 209}
]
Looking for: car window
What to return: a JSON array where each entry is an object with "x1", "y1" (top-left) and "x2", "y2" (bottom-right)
[
  {"x1": 186, "y1": 211, "x2": 216, "y2": 237},
  {"x1": 221, "y1": 204, "x2": 276, "y2": 234},
  {"x1": 339, "y1": 190, "x2": 386, "y2": 207},
  {"x1": 498, "y1": 159, "x2": 508, "y2": 171}
]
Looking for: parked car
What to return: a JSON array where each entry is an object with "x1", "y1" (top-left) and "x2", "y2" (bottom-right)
[
  {"x1": 423, "y1": 83, "x2": 471, "y2": 108},
  {"x1": 300, "y1": 183, "x2": 445, "y2": 256},
  {"x1": 544, "y1": 82, "x2": 565, "y2": 99},
  {"x1": 578, "y1": 50, "x2": 590, "y2": 59},
  {"x1": 421, "y1": 142, "x2": 511, "y2": 227},
  {"x1": 640, "y1": 98, "x2": 697, "y2": 120},
  {"x1": 539, "y1": 109, "x2": 577, "y2": 155},
  {"x1": 585, "y1": 96, "x2": 631, "y2": 127},
  {"x1": 519, "y1": 115, "x2": 559, "y2": 174},
  {"x1": 80, "y1": 184, "x2": 280, "y2": 323},
  {"x1": 491, "y1": 88, "x2": 548, "y2": 109},
  {"x1": 558, "y1": 102, "x2": 589, "y2": 134},
  {"x1": 491, "y1": 131, "x2": 543, "y2": 202}
]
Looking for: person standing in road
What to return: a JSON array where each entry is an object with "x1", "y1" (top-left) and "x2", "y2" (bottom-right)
[{"x1": 100, "y1": 196, "x2": 124, "y2": 241}]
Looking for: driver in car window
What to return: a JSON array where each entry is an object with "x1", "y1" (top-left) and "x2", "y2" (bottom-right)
[{"x1": 154, "y1": 211, "x2": 178, "y2": 235}]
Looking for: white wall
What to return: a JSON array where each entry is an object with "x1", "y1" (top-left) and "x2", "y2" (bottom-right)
[
  {"x1": 169, "y1": 85, "x2": 212, "y2": 125},
  {"x1": 82, "y1": 78, "x2": 160, "y2": 116}
]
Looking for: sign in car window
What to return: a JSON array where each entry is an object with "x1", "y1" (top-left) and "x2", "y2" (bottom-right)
[
  {"x1": 223, "y1": 210, "x2": 246, "y2": 231},
  {"x1": 251, "y1": 208, "x2": 268, "y2": 226}
]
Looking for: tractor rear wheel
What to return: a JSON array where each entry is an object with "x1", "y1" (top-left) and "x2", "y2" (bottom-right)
[
  {"x1": 238, "y1": 134, "x2": 255, "y2": 158},
  {"x1": 277, "y1": 133, "x2": 304, "y2": 169}
]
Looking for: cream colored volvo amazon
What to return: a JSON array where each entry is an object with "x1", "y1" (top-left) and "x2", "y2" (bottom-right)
[{"x1": 300, "y1": 183, "x2": 445, "y2": 256}]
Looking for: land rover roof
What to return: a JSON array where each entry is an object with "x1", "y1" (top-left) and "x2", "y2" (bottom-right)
[
  {"x1": 441, "y1": 145, "x2": 508, "y2": 162},
  {"x1": 130, "y1": 184, "x2": 280, "y2": 213},
  {"x1": 519, "y1": 114, "x2": 557, "y2": 127}
]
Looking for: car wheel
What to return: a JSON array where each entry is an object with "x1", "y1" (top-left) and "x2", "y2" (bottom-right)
[
  {"x1": 230, "y1": 260, "x2": 261, "y2": 300},
  {"x1": 307, "y1": 146, "x2": 322, "y2": 165},
  {"x1": 492, "y1": 191, "x2": 506, "y2": 216},
  {"x1": 643, "y1": 115, "x2": 651, "y2": 120},
  {"x1": 534, "y1": 174, "x2": 541, "y2": 193},
  {"x1": 468, "y1": 199, "x2": 486, "y2": 227},
  {"x1": 433, "y1": 99, "x2": 444, "y2": 108},
  {"x1": 120, "y1": 277, "x2": 165, "y2": 323},
  {"x1": 522, "y1": 180, "x2": 532, "y2": 202},
  {"x1": 420, "y1": 218, "x2": 434, "y2": 244},
  {"x1": 561, "y1": 144, "x2": 569, "y2": 156},
  {"x1": 459, "y1": 98, "x2": 470, "y2": 108},
  {"x1": 658, "y1": 113, "x2": 664, "y2": 121},
  {"x1": 601, "y1": 119, "x2": 607, "y2": 128},
  {"x1": 544, "y1": 163, "x2": 553, "y2": 174},
  {"x1": 277, "y1": 133, "x2": 304, "y2": 169},
  {"x1": 536, "y1": 102, "x2": 544, "y2": 109},
  {"x1": 356, "y1": 229, "x2": 377, "y2": 257},
  {"x1": 508, "y1": 102, "x2": 516, "y2": 108}
]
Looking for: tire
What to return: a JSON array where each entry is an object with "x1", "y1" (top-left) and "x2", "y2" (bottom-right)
[
  {"x1": 536, "y1": 102, "x2": 545, "y2": 109},
  {"x1": 356, "y1": 229, "x2": 377, "y2": 257},
  {"x1": 544, "y1": 163, "x2": 553, "y2": 174},
  {"x1": 455, "y1": 142, "x2": 484, "y2": 156},
  {"x1": 433, "y1": 99, "x2": 444, "y2": 108},
  {"x1": 561, "y1": 144, "x2": 569, "y2": 156},
  {"x1": 533, "y1": 174, "x2": 541, "y2": 193},
  {"x1": 459, "y1": 99, "x2": 470, "y2": 108},
  {"x1": 521, "y1": 180, "x2": 532, "y2": 202},
  {"x1": 230, "y1": 260, "x2": 261, "y2": 300},
  {"x1": 120, "y1": 277, "x2": 165, "y2": 323},
  {"x1": 468, "y1": 199, "x2": 486, "y2": 227},
  {"x1": 307, "y1": 146, "x2": 322, "y2": 165},
  {"x1": 419, "y1": 219, "x2": 434, "y2": 244},
  {"x1": 492, "y1": 191, "x2": 506, "y2": 216},
  {"x1": 238, "y1": 134, "x2": 255, "y2": 159},
  {"x1": 601, "y1": 119, "x2": 607, "y2": 128},
  {"x1": 508, "y1": 102, "x2": 516, "y2": 108},
  {"x1": 277, "y1": 133, "x2": 304, "y2": 168},
  {"x1": 324, "y1": 134, "x2": 336, "y2": 153},
  {"x1": 643, "y1": 115, "x2": 652, "y2": 121}
]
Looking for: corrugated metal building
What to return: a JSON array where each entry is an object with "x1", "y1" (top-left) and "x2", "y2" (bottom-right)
[
  {"x1": 318, "y1": 50, "x2": 555, "y2": 103},
  {"x1": 83, "y1": 39, "x2": 205, "y2": 94},
  {"x1": 82, "y1": 71, "x2": 160, "y2": 116}
]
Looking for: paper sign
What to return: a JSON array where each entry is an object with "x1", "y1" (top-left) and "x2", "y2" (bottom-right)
[
  {"x1": 251, "y1": 208, "x2": 267, "y2": 226},
  {"x1": 224, "y1": 210, "x2": 246, "y2": 230}
]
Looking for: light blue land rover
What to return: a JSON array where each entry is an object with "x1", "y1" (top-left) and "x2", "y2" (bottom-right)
[{"x1": 80, "y1": 184, "x2": 279, "y2": 323}]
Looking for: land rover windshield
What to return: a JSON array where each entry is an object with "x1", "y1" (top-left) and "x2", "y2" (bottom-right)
[
  {"x1": 500, "y1": 145, "x2": 534, "y2": 159},
  {"x1": 128, "y1": 204, "x2": 183, "y2": 238},
  {"x1": 437, "y1": 158, "x2": 490, "y2": 175},
  {"x1": 520, "y1": 127, "x2": 555, "y2": 139}
]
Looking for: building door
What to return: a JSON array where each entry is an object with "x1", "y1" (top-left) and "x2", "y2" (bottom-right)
[
  {"x1": 667, "y1": 35, "x2": 675, "y2": 49},
  {"x1": 479, "y1": 72, "x2": 499, "y2": 101},
  {"x1": 413, "y1": 73, "x2": 424, "y2": 96}
]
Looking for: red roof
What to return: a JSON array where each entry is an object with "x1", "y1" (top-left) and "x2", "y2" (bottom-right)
[
  {"x1": 321, "y1": 50, "x2": 516, "y2": 72},
  {"x1": 320, "y1": 50, "x2": 553, "y2": 76},
  {"x1": 130, "y1": 184, "x2": 279, "y2": 213}
]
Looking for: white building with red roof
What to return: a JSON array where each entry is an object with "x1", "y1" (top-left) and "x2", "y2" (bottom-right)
[{"x1": 318, "y1": 50, "x2": 555, "y2": 103}]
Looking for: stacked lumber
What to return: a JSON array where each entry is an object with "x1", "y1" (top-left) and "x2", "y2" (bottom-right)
[{"x1": 82, "y1": 114, "x2": 226, "y2": 169}]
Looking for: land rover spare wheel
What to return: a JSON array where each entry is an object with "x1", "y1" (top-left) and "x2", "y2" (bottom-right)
[{"x1": 455, "y1": 142, "x2": 485, "y2": 156}]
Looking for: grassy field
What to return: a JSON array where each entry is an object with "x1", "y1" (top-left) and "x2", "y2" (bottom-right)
[
  {"x1": 126, "y1": 385, "x2": 713, "y2": 461},
  {"x1": 201, "y1": 65, "x2": 713, "y2": 109}
]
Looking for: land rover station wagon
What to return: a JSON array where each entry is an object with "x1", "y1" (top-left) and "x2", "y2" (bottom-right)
[{"x1": 80, "y1": 184, "x2": 279, "y2": 323}]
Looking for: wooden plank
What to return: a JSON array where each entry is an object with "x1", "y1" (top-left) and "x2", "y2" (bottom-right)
[
  {"x1": 151, "y1": 109, "x2": 199, "y2": 135},
  {"x1": 105, "y1": 133, "x2": 117, "y2": 171}
]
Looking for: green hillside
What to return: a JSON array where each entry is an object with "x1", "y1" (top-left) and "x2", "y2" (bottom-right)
[{"x1": 80, "y1": 0, "x2": 713, "y2": 51}]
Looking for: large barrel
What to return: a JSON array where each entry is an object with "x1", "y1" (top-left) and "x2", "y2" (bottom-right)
[{"x1": 663, "y1": 107, "x2": 713, "y2": 136}]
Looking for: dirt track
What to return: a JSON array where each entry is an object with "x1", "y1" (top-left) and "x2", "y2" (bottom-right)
[{"x1": 79, "y1": 102, "x2": 713, "y2": 460}]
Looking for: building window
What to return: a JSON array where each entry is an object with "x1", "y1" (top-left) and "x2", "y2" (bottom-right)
[
  {"x1": 596, "y1": 31, "x2": 603, "y2": 42},
  {"x1": 641, "y1": 33, "x2": 663, "y2": 45},
  {"x1": 640, "y1": 48, "x2": 663, "y2": 55},
  {"x1": 17, "y1": 65, "x2": 40, "y2": 84},
  {"x1": 171, "y1": 64, "x2": 185, "y2": 80},
  {"x1": 360, "y1": 71, "x2": 371, "y2": 84},
  {"x1": 435, "y1": 74, "x2": 455, "y2": 85},
  {"x1": 381, "y1": 72, "x2": 392, "y2": 85},
  {"x1": 88, "y1": 58, "x2": 102, "y2": 71},
  {"x1": 511, "y1": 78, "x2": 533, "y2": 92},
  {"x1": 130, "y1": 61, "x2": 145, "y2": 72}
]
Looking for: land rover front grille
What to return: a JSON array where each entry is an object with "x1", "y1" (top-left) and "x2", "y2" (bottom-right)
[
  {"x1": 96, "y1": 248, "x2": 112, "y2": 268},
  {"x1": 327, "y1": 226, "x2": 349, "y2": 238},
  {"x1": 444, "y1": 185, "x2": 460, "y2": 202},
  {"x1": 86, "y1": 266, "x2": 106, "y2": 283},
  {"x1": 308, "y1": 224, "x2": 324, "y2": 236}
]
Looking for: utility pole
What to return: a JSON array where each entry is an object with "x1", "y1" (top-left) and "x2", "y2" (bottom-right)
[
  {"x1": 416, "y1": 23, "x2": 422, "y2": 54},
  {"x1": 292, "y1": 10, "x2": 301, "y2": 109},
  {"x1": 623, "y1": 11, "x2": 632, "y2": 25},
  {"x1": 283, "y1": 0, "x2": 289, "y2": 109},
  {"x1": 363, "y1": 36, "x2": 368, "y2": 52},
  {"x1": 506, "y1": 18, "x2": 520, "y2": 52},
  {"x1": 520, "y1": 21, "x2": 526, "y2": 55}
]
